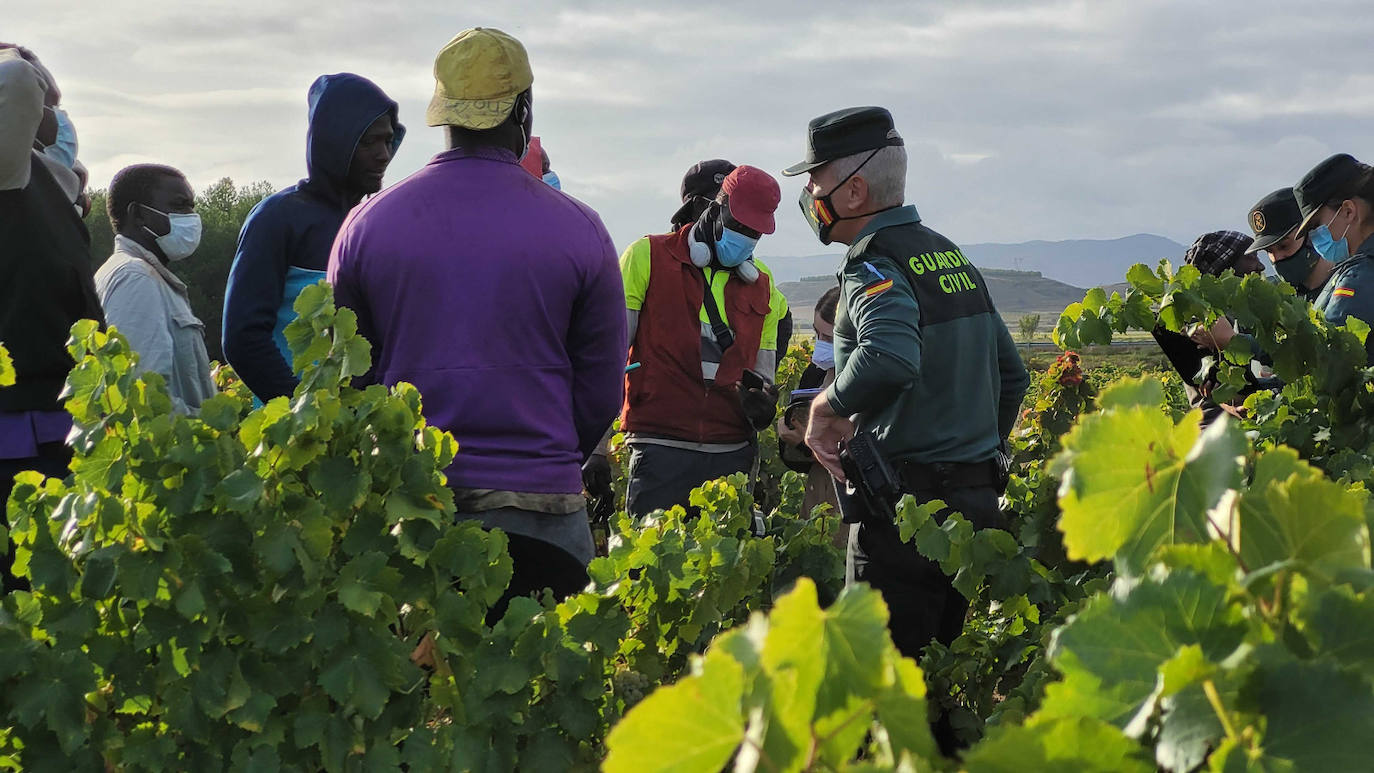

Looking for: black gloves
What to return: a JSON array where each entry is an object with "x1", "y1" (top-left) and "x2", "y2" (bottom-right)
[
  {"x1": 740, "y1": 384, "x2": 780, "y2": 432},
  {"x1": 582, "y1": 454, "x2": 615, "y2": 525}
]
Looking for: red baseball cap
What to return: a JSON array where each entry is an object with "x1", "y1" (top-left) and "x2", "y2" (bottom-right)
[{"x1": 720, "y1": 165, "x2": 780, "y2": 235}]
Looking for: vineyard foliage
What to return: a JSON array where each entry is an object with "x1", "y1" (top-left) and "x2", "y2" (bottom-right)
[
  {"x1": 0, "y1": 285, "x2": 842, "y2": 771},
  {"x1": 615, "y1": 260, "x2": 1374, "y2": 772},
  {"x1": 2, "y1": 260, "x2": 1374, "y2": 771}
]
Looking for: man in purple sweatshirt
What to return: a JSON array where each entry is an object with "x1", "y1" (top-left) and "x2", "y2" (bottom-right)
[{"x1": 328, "y1": 28, "x2": 626, "y2": 609}]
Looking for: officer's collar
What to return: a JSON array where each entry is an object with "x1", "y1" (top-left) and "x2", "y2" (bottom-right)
[
  {"x1": 1356, "y1": 232, "x2": 1374, "y2": 259},
  {"x1": 852, "y1": 205, "x2": 921, "y2": 243}
]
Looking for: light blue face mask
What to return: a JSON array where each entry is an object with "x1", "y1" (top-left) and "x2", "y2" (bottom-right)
[
  {"x1": 1310, "y1": 211, "x2": 1353, "y2": 264},
  {"x1": 43, "y1": 107, "x2": 78, "y2": 169},
  {"x1": 542, "y1": 171, "x2": 561, "y2": 191},
  {"x1": 812, "y1": 339, "x2": 835, "y2": 370},
  {"x1": 714, "y1": 228, "x2": 758, "y2": 268}
]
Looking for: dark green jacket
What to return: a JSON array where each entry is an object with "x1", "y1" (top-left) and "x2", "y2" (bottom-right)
[
  {"x1": 824, "y1": 206, "x2": 1029, "y2": 465},
  {"x1": 1314, "y1": 235, "x2": 1374, "y2": 362}
]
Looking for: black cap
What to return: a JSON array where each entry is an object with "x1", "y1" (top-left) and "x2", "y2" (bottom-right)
[
  {"x1": 1244, "y1": 188, "x2": 1302, "y2": 254},
  {"x1": 781, "y1": 106, "x2": 904, "y2": 177},
  {"x1": 1295, "y1": 153, "x2": 1365, "y2": 234},
  {"x1": 670, "y1": 159, "x2": 736, "y2": 228}
]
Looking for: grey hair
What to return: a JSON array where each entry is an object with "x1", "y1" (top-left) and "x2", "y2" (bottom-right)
[{"x1": 826, "y1": 145, "x2": 906, "y2": 209}]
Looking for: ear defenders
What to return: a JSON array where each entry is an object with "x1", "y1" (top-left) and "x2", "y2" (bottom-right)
[{"x1": 688, "y1": 202, "x2": 724, "y2": 267}]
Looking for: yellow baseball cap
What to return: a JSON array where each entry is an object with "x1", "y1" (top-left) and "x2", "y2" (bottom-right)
[{"x1": 426, "y1": 27, "x2": 533, "y2": 129}]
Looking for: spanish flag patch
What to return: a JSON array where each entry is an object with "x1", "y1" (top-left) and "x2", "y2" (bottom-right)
[
  {"x1": 865, "y1": 279, "x2": 894, "y2": 297},
  {"x1": 1335, "y1": 287, "x2": 1356, "y2": 298}
]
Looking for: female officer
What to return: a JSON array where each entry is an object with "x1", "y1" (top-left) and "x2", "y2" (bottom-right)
[{"x1": 1295, "y1": 154, "x2": 1374, "y2": 361}]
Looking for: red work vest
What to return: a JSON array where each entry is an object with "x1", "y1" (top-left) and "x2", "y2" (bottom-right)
[{"x1": 622, "y1": 227, "x2": 772, "y2": 443}]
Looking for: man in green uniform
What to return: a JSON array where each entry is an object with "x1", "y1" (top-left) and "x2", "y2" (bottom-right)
[
  {"x1": 1247, "y1": 187, "x2": 1329, "y2": 300},
  {"x1": 782, "y1": 107, "x2": 1029, "y2": 668}
]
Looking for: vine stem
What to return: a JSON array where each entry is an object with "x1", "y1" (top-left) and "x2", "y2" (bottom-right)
[
  {"x1": 1202, "y1": 679, "x2": 1238, "y2": 743},
  {"x1": 1205, "y1": 493, "x2": 1249, "y2": 575},
  {"x1": 738, "y1": 732, "x2": 779, "y2": 773},
  {"x1": 804, "y1": 698, "x2": 876, "y2": 768}
]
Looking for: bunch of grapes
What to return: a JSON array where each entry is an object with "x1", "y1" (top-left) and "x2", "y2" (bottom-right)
[{"x1": 612, "y1": 668, "x2": 652, "y2": 708}]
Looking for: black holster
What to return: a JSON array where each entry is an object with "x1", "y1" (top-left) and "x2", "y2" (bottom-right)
[{"x1": 839, "y1": 431, "x2": 902, "y2": 525}]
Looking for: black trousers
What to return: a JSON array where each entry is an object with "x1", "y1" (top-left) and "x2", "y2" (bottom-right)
[
  {"x1": 840, "y1": 482, "x2": 1003, "y2": 660},
  {"x1": 1, "y1": 441, "x2": 72, "y2": 593},
  {"x1": 485, "y1": 532, "x2": 590, "y2": 625},
  {"x1": 625, "y1": 443, "x2": 755, "y2": 519}
]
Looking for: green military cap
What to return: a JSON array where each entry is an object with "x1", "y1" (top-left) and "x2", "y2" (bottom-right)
[
  {"x1": 1295, "y1": 153, "x2": 1365, "y2": 235},
  {"x1": 781, "y1": 106, "x2": 904, "y2": 177},
  {"x1": 1244, "y1": 188, "x2": 1302, "y2": 255}
]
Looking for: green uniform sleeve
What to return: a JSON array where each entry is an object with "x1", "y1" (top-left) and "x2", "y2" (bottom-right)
[
  {"x1": 993, "y1": 317, "x2": 1030, "y2": 438},
  {"x1": 1320, "y1": 262, "x2": 1374, "y2": 362},
  {"x1": 825, "y1": 258, "x2": 922, "y2": 417},
  {"x1": 619, "y1": 237, "x2": 652, "y2": 311}
]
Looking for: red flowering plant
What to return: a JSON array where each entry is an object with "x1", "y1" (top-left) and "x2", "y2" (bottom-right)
[
  {"x1": 1018, "y1": 352, "x2": 1095, "y2": 454},
  {"x1": 1000, "y1": 350, "x2": 1102, "y2": 581}
]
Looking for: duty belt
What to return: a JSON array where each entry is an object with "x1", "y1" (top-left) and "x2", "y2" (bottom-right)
[{"x1": 897, "y1": 459, "x2": 1000, "y2": 493}]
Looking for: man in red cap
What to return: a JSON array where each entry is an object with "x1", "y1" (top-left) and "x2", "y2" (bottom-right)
[{"x1": 615, "y1": 165, "x2": 789, "y2": 517}]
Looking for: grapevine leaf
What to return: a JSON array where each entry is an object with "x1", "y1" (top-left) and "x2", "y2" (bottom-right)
[
  {"x1": 1156, "y1": 682, "x2": 1225, "y2": 773},
  {"x1": 1055, "y1": 377, "x2": 1245, "y2": 574},
  {"x1": 79, "y1": 545, "x2": 122, "y2": 599},
  {"x1": 336, "y1": 552, "x2": 401, "y2": 618},
  {"x1": 873, "y1": 655, "x2": 938, "y2": 765},
  {"x1": 318, "y1": 649, "x2": 390, "y2": 720},
  {"x1": 216, "y1": 469, "x2": 263, "y2": 513},
  {"x1": 963, "y1": 715, "x2": 1153, "y2": 772},
  {"x1": 1301, "y1": 588, "x2": 1374, "y2": 679},
  {"x1": 0, "y1": 342, "x2": 14, "y2": 387},
  {"x1": 307, "y1": 455, "x2": 367, "y2": 512},
  {"x1": 1043, "y1": 570, "x2": 1245, "y2": 735},
  {"x1": 757, "y1": 579, "x2": 827, "y2": 763},
  {"x1": 1126, "y1": 263, "x2": 1165, "y2": 296},
  {"x1": 1156, "y1": 542, "x2": 1241, "y2": 587},
  {"x1": 1083, "y1": 287, "x2": 1109, "y2": 313},
  {"x1": 1250, "y1": 659, "x2": 1374, "y2": 771},
  {"x1": 603, "y1": 646, "x2": 745, "y2": 773},
  {"x1": 1236, "y1": 447, "x2": 1370, "y2": 580}
]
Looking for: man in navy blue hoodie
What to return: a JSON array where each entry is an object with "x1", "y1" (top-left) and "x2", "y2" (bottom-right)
[{"x1": 223, "y1": 73, "x2": 403, "y2": 401}]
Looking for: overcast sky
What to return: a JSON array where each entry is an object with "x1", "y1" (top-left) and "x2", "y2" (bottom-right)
[{"x1": 9, "y1": 0, "x2": 1369, "y2": 260}]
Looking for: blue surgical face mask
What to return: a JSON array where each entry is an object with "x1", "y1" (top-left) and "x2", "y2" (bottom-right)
[
  {"x1": 542, "y1": 171, "x2": 561, "y2": 190},
  {"x1": 43, "y1": 107, "x2": 78, "y2": 169},
  {"x1": 714, "y1": 228, "x2": 758, "y2": 268},
  {"x1": 812, "y1": 339, "x2": 835, "y2": 370},
  {"x1": 1310, "y1": 208, "x2": 1353, "y2": 264}
]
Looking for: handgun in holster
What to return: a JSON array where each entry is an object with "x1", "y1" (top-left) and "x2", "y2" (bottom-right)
[{"x1": 839, "y1": 430, "x2": 902, "y2": 524}]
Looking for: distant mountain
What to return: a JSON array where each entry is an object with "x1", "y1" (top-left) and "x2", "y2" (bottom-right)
[
  {"x1": 780, "y1": 268, "x2": 1088, "y2": 323},
  {"x1": 757, "y1": 233, "x2": 1187, "y2": 289},
  {"x1": 958, "y1": 234, "x2": 1187, "y2": 288}
]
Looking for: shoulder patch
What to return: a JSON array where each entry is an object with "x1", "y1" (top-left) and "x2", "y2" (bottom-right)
[
  {"x1": 1334, "y1": 287, "x2": 1356, "y2": 298},
  {"x1": 864, "y1": 278, "x2": 895, "y2": 298}
]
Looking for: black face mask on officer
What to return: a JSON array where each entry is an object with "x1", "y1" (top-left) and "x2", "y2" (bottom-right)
[
  {"x1": 799, "y1": 150, "x2": 898, "y2": 245},
  {"x1": 1274, "y1": 240, "x2": 1321, "y2": 290}
]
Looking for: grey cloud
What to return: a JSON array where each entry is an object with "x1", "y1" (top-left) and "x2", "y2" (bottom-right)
[{"x1": 7, "y1": 0, "x2": 1371, "y2": 264}]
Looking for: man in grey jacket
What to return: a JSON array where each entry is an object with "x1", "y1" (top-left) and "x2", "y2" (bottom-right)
[{"x1": 95, "y1": 164, "x2": 216, "y2": 414}]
